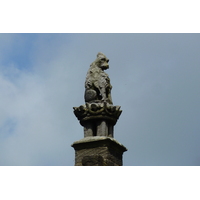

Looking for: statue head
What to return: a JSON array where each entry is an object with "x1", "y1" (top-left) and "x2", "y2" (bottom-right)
[{"x1": 94, "y1": 52, "x2": 109, "y2": 70}]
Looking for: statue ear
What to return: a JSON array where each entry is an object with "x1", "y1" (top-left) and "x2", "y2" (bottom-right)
[
  {"x1": 97, "y1": 52, "x2": 101, "y2": 57},
  {"x1": 97, "y1": 52, "x2": 105, "y2": 58}
]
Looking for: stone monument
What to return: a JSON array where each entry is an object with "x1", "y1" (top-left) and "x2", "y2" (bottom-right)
[{"x1": 72, "y1": 52, "x2": 127, "y2": 166}]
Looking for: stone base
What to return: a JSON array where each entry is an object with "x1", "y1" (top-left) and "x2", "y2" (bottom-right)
[{"x1": 71, "y1": 137, "x2": 127, "y2": 166}]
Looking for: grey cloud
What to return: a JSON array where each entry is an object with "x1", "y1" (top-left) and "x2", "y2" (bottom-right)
[{"x1": 0, "y1": 34, "x2": 200, "y2": 165}]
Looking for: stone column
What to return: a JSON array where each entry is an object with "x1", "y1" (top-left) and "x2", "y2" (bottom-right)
[
  {"x1": 84, "y1": 122, "x2": 93, "y2": 137},
  {"x1": 96, "y1": 120, "x2": 108, "y2": 136}
]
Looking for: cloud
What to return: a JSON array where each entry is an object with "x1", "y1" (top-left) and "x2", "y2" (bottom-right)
[
  {"x1": 0, "y1": 34, "x2": 80, "y2": 165},
  {"x1": 1, "y1": 33, "x2": 200, "y2": 165}
]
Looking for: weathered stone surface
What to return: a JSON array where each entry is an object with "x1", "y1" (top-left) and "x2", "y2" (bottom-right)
[
  {"x1": 73, "y1": 102, "x2": 122, "y2": 137},
  {"x1": 82, "y1": 155, "x2": 104, "y2": 166},
  {"x1": 71, "y1": 137, "x2": 127, "y2": 166},
  {"x1": 84, "y1": 52, "x2": 112, "y2": 104},
  {"x1": 72, "y1": 53, "x2": 127, "y2": 166},
  {"x1": 73, "y1": 102, "x2": 122, "y2": 125}
]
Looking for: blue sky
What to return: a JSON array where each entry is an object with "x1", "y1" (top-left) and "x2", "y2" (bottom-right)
[
  {"x1": 1, "y1": 1, "x2": 200, "y2": 199},
  {"x1": 1, "y1": 33, "x2": 200, "y2": 166}
]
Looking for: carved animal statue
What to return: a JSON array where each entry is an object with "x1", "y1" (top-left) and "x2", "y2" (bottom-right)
[{"x1": 84, "y1": 52, "x2": 113, "y2": 104}]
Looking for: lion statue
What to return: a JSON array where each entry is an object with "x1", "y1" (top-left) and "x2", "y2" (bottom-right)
[{"x1": 84, "y1": 52, "x2": 113, "y2": 104}]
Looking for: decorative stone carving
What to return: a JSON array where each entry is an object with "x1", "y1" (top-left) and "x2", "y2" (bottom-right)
[
  {"x1": 73, "y1": 53, "x2": 122, "y2": 138},
  {"x1": 72, "y1": 52, "x2": 127, "y2": 166},
  {"x1": 84, "y1": 52, "x2": 112, "y2": 104},
  {"x1": 73, "y1": 102, "x2": 122, "y2": 137}
]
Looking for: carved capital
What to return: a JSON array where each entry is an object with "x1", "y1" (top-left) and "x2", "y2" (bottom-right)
[{"x1": 73, "y1": 102, "x2": 122, "y2": 126}]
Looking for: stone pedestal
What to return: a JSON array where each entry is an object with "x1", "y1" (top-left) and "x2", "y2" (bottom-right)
[
  {"x1": 72, "y1": 53, "x2": 127, "y2": 166},
  {"x1": 72, "y1": 102, "x2": 127, "y2": 166},
  {"x1": 71, "y1": 137, "x2": 127, "y2": 166}
]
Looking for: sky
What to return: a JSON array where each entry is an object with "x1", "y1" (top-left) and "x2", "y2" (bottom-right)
[{"x1": 0, "y1": 33, "x2": 200, "y2": 166}]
